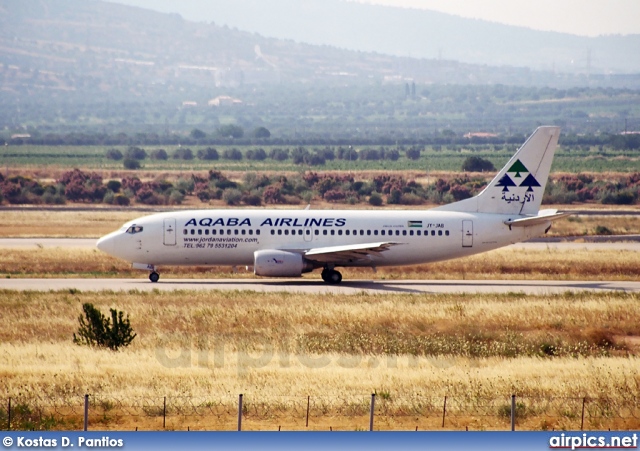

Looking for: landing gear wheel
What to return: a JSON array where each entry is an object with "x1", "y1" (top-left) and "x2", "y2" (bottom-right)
[
  {"x1": 149, "y1": 271, "x2": 160, "y2": 283},
  {"x1": 322, "y1": 269, "x2": 342, "y2": 284}
]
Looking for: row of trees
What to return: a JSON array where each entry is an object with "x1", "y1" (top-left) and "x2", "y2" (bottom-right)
[
  {"x1": 7, "y1": 128, "x2": 640, "y2": 149},
  {"x1": 1, "y1": 169, "x2": 638, "y2": 207},
  {"x1": 106, "y1": 145, "x2": 428, "y2": 167}
]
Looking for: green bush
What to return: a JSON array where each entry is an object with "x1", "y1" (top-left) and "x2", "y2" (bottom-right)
[{"x1": 73, "y1": 303, "x2": 136, "y2": 351}]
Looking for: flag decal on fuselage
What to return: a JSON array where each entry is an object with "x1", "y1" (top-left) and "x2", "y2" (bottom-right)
[{"x1": 408, "y1": 221, "x2": 422, "y2": 228}]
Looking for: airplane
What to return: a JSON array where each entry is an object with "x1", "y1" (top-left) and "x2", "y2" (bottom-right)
[{"x1": 97, "y1": 126, "x2": 570, "y2": 284}]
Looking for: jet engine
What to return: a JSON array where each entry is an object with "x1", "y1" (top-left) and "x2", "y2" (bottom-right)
[{"x1": 253, "y1": 250, "x2": 313, "y2": 277}]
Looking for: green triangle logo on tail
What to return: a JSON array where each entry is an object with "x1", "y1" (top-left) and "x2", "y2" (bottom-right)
[{"x1": 507, "y1": 160, "x2": 529, "y2": 178}]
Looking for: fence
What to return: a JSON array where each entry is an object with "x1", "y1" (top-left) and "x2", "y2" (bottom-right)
[{"x1": 2, "y1": 394, "x2": 639, "y2": 431}]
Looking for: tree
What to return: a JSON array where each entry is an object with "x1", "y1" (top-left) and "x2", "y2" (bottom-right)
[
  {"x1": 462, "y1": 156, "x2": 495, "y2": 172},
  {"x1": 190, "y1": 128, "x2": 206, "y2": 140},
  {"x1": 406, "y1": 147, "x2": 421, "y2": 160},
  {"x1": 73, "y1": 303, "x2": 136, "y2": 351},
  {"x1": 197, "y1": 147, "x2": 219, "y2": 160},
  {"x1": 124, "y1": 146, "x2": 147, "y2": 160},
  {"x1": 222, "y1": 148, "x2": 243, "y2": 160},
  {"x1": 105, "y1": 148, "x2": 123, "y2": 160},
  {"x1": 150, "y1": 149, "x2": 168, "y2": 160},
  {"x1": 123, "y1": 158, "x2": 141, "y2": 170},
  {"x1": 216, "y1": 124, "x2": 244, "y2": 139},
  {"x1": 253, "y1": 126, "x2": 271, "y2": 139},
  {"x1": 173, "y1": 148, "x2": 194, "y2": 160}
]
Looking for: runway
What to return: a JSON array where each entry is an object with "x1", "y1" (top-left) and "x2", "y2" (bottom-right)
[{"x1": 0, "y1": 278, "x2": 638, "y2": 295}]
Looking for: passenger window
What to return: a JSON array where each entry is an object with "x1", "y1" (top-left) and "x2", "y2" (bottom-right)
[
  {"x1": 367, "y1": 230, "x2": 371, "y2": 235},
  {"x1": 374, "y1": 230, "x2": 378, "y2": 236},
  {"x1": 330, "y1": 230, "x2": 335, "y2": 236},
  {"x1": 402, "y1": 230, "x2": 407, "y2": 236},
  {"x1": 360, "y1": 230, "x2": 365, "y2": 235},
  {"x1": 431, "y1": 230, "x2": 436, "y2": 236},
  {"x1": 396, "y1": 230, "x2": 400, "y2": 236},
  {"x1": 256, "y1": 230, "x2": 260, "y2": 235},
  {"x1": 205, "y1": 229, "x2": 209, "y2": 235},
  {"x1": 445, "y1": 230, "x2": 450, "y2": 236},
  {"x1": 381, "y1": 230, "x2": 386, "y2": 236},
  {"x1": 285, "y1": 230, "x2": 289, "y2": 235},
  {"x1": 271, "y1": 230, "x2": 275, "y2": 235},
  {"x1": 345, "y1": 230, "x2": 350, "y2": 236},
  {"x1": 417, "y1": 231, "x2": 421, "y2": 236},
  {"x1": 190, "y1": 229, "x2": 195, "y2": 235},
  {"x1": 278, "y1": 230, "x2": 282, "y2": 235},
  {"x1": 323, "y1": 230, "x2": 328, "y2": 235},
  {"x1": 183, "y1": 229, "x2": 187, "y2": 235},
  {"x1": 249, "y1": 230, "x2": 253, "y2": 235},
  {"x1": 438, "y1": 230, "x2": 443, "y2": 236},
  {"x1": 315, "y1": 230, "x2": 319, "y2": 235},
  {"x1": 338, "y1": 230, "x2": 343, "y2": 236},
  {"x1": 409, "y1": 231, "x2": 414, "y2": 236},
  {"x1": 212, "y1": 230, "x2": 217, "y2": 235},
  {"x1": 241, "y1": 230, "x2": 246, "y2": 235}
]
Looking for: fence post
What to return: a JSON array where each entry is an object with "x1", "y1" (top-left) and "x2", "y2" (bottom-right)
[
  {"x1": 442, "y1": 396, "x2": 447, "y2": 428},
  {"x1": 163, "y1": 397, "x2": 167, "y2": 429},
  {"x1": 237, "y1": 394, "x2": 243, "y2": 431},
  {"x1": 510, "y1": 395, "x2": 516, "y2": 431},
  {"x1": 84, "y1": 394, "x2": 89, "y2": 432},
  {"x1": 369, "y1": 393, "x2": 375, "y2": 432},
  {"x1": 7, "y1": 397, "x2": 11, "y2": 431},
  {"x1": 581, "y1": 397, "x2": 586, "y2": 431},
  {"x1": 305, "y1": 396, "x2": 310, "y2": 428}
]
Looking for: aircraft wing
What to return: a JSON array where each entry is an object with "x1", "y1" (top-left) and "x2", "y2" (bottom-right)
[
  {"x1": 300, "y1": 241, "x2": 402, "y2": 264},
  {"x1": 503, "y1": 209, "x2": 573, "y2": 228}
]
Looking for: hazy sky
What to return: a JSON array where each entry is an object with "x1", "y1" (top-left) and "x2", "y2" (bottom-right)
[
  {"x1": 111, "y1": 0, "x2": 640, "y2": 37},
  {"x1": 361, "y1": 0, "x2": 640, "y2": 36}
]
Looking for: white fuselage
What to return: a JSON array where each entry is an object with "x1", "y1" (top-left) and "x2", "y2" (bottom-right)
[{"x1": 97, "y1": 209, "x2": 549, "y2": 269}]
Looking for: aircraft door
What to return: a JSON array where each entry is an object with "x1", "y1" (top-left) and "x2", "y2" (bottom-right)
[
  {"x1": 164, "y1": 218, "x2": 177, "y2": 246},
  {"x1": 462, "y1": 220, "x2": 473, "y2": 247}
]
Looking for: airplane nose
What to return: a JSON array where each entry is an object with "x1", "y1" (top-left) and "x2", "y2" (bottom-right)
[{"x1": 96, "y1": 233, "x2": 115, "y2": 255}]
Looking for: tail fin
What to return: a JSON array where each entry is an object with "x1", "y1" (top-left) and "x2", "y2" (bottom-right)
[{"x1": 434, "y1": 126, "x2": 560, "y2": 215}]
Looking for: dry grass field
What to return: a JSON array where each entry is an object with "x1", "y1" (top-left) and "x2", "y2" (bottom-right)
[
  {"x1": 0, "y1": 245, "x2": 638, "y2": 281},
  {"x1": 1, "y1": 289, "x2": 639, "y2": 430}
]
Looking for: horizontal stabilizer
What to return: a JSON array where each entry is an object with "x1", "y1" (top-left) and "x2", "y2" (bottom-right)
[{"x1": 503, "y1": 209, "x2": 573, "y2": 228}]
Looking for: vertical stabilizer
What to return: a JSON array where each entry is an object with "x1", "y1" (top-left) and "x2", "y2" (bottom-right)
[{"x1": 434, "y1": 126, "x2": 560, "y2": 215}]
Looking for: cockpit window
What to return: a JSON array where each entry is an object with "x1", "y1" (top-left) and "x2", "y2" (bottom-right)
[{"x1": 126, "y1": 225, "x2": 144, "y2": 234}]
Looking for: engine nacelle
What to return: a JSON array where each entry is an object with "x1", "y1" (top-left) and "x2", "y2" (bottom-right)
[{"x1": 254, "y1": 250, "x2": 313, "y2": 277}]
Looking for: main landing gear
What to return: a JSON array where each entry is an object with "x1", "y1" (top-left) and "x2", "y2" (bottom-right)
[
  {"x1": 149, "y1": 271, "x2": 160, "y2": 283},
  {"x1": 321, "y1": 268, "x2": 342, "y2": 284}
]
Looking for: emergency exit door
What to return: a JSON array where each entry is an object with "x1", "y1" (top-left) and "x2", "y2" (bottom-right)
[
  {"x1": 164, "y1": 218, "x2": 176, "y2": 246},
  {"x1": 462, "y1": 220, "x2": 473, "y2": 247}
]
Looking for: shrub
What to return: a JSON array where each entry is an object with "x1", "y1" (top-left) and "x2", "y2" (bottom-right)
[
  {"x1": 150, "y1": 149, "x2": 168, "y2": 160},
  {"x1": 106, "y1": 180, "x2": 122, "y2": 193},
  {"x1": 369, "y1": 193, "x2": 383, "y2": 206},
  {"x1": 105, "y1": 148, "x2": 123, "y2": 160},
  {"x1": 73, "y1": 303, "x2": 136, "y2": 351},
  {"x1": 269, "y1": 148, "x2": 289, "y2": 161},
  {"x1": 222, "y1": 148, "x2": 243, "y2": 160},
  {"x1": 216, "y1": 124, "x2": 244, "y2": 139},
  {"x1": 124, "y1": 146, "x2": 147, "y2": 160},
  {"x1": 462, "y1": 156, "x2": 495, "y2": 172},
  {"x1": 222, "y1": 188, "x2": 242, "y2": 205},
  {"x1": 246, "y1": 148, "x2": 267, "y2": 161},
  {"x1": 197, "y1": 147, "x2": 219, "y2": 160},
  {"x1": 253, "y1": 126, "x2": 271, "y2": 139},
  {"x1": 173, "y1": 148, "x2": 194, "y2": 160},
  {"x1": 405, "y1": 147, "x2": 421, "y2": 160},
  {"x1": 123, "y1": 159, "x2": 141, "y2": 170}
]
